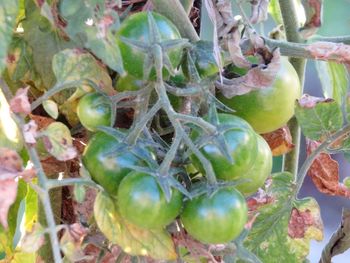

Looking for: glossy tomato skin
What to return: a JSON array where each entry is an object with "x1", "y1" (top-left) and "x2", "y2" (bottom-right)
[
  {"x1": 117, "y1": 12, "x2": 183, "y2": 80},
  {"x1": 117, "y1": 172, "x2": 183, "y2": 229},
  {"x1": 180, "y1": 187, "x2": 247, "y2": 244},
  {"x1": 77, "y1": 92, "x2": 111, "y2": 132},
  {"x1": 191, "y1": 113, "x2": 258, "y2": 181},
  {"x1": 218, "y1": 58, "x2": 300, "y2": 134},
  {"x1": 82, "y1": 132, "x2": 147, "y2": 196},
  {"x1": 236, "y1": 135, "x2": 272, "y2": 196}
]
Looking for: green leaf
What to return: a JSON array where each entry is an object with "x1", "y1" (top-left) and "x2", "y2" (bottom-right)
[
  {"x1": 43, "y1": 100, "x2": 58, "y2": 119},
  {"x1": 94, "y1": 192, "x2": 177, "y2": 261},
  {"x1": 268, "y1": 0, "x2": 283, "y2": 25},
  {"x1": 295, "y1": 95, "x2": 343, "y2": 140},
  {"x1": 52, "y1": 49, "x2": 113, "y2": 91},
  {"x1": 22, "y1": 0, "x2": 75, "y2": 90},
  {"x1": 315, "y1": 61, "x2": 348, "y2": 105},
  {"x1": 42, "y1": 122, "x2": 77, "y2": 161},
  {"x1": 59, "y1": 0, "x2": 125, "y2": 75},
  {"x1": 2, "y1": 35, "x2": 44, "y2": 93},
  {"x1": 0, "y1": 0, "x2": 19, "y2": 73},
  {"x1": 245, "y1": 173, "x2": 323, "y2": 263}
]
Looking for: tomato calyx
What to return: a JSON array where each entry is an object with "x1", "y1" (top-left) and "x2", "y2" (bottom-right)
[{"x1": 118, "y1": 12, "x2": 188, "y2": 80}]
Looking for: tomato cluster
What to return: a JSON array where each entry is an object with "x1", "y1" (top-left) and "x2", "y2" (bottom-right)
[{"x1": 78, "y1": 11, "x2": 299, "y2": 246}]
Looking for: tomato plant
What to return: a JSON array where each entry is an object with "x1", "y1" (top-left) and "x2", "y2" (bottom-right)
[
  {"x1": 117, "y1": 172, "x2": 183, "y2": 229},
  {"x1": 218, "y1": 58, "x2": 301, "y2": 134},
  {"x1": 77, "y1": 92, "x2": 112, "y2": 131},
  {"x1": 180, "y1": 187, "x2": 247, "y2": 244},
  {"x1": 2, "y1": 1, "x2": 350, "y2": 262}
]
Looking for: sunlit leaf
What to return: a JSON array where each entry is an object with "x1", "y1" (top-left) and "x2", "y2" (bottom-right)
[
  {"x1": 295, "y1": 95, "x2": 343, "y2": 140},
  {"x1": 0, "y1": 0, "x2": 19, "y2": 73},
  {"x1": 315, "y1": 61, "x2": 348, "y2": 105},
  {"x1": 94, "y1": 192, "x2": 177, "y2": 260},
  {"x1": 245, "y1": 173, "x2": 323, "y2": 263}
]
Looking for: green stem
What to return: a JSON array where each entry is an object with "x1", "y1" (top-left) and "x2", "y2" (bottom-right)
[
  {"x1": 152, "y1": 0, "x2": 199, "y2": 41},
  {"x1": 1, "y1": 79, "x2": 62, "y2": 262},
  {"x1": 46, "y1": 178, "x2": 102, "y2": 190},
  {"x1": 294, "y1": 125, "x2": 350, "y2": 196},
  {"x1": 278, "y1": 0, "x2": 306, "y2": 177}
]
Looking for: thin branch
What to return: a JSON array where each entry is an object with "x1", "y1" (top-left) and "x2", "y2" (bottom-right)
[{"x1": 320, "y1": 208, "x2": 350, "y2": 263}]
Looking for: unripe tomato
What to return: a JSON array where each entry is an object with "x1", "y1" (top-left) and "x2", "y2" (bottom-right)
[
  {"x1": 218, "y1": 58, "x2": 300, "y2": 134},
  {"x1": 117, "y1": 172, "x2": 183, "y2": 229},
  {"x1": 180, "y1": 187, "x2": 247, "y2": 244},
  {"x1": 182, "y1": 40, "x2": 221, "y2": 79},
  {"x1": 116, "y1": 12, "x2": 183, "y2": 80},
  {"x1": 82, "y1": 132, "x2": 150, "y2": 196},
  {"x1": 191, "y1": 113, "x2": 258, "y2": 181},
  {"x1": 77, "y1": 92, "x2": 112, "y2": 132},
  {"x1": 235, "y1": 135, "x2": 272, "y2": 196}
]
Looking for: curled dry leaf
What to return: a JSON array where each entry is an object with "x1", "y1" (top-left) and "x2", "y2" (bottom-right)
[
  {"x1": 250, "y1": 0, "x2": 270, "y2": 24},
  {"x1": 299, "y1": 0, "x2": 323, "y2": 39},
  {"x1": 22, "y1": 120, "x2": 38, "y2": 144},
  {"x1": 217, "y1": 49, "x2": 281, "y2": 98},
  {"x1": 0, "y1": 148, "x2": 22, "y2": 229},
  {"x1": 306, "y1": 42, "x2": 350, "y2": 65},
  {"x1": 307, "y1": 139, "x2": 350, "y2": 197},
  {"x1": 262, "y1": 126, "x2": 294, "y2": 156},
  {"x1": 60, "y1": 223, "x2": 92, "y2": 262},
  {"x1": 298, "y1": 94, "x2": 333, "y2": 108},
  {"x1": 247, "y1": 189, "x2": 274, "y2": 212},
  {"x1": 9, "y1": 87, "x2": 31, "y2": 115}
]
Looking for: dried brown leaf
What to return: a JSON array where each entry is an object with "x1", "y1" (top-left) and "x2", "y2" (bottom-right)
[
  {"x1": 299, "y1": 0, "x2": 323, "y2": 39},
  {"x1": 0, "y1": 179, "x2": 18, "y2": 229},
  {"x1": 298, "y1": 94, "x2": 333, "y2": 108},
  {"x1": 307, "y1": 42, "x2": 350, "y2": 65},
  {"x1": 262, "y1": 126, "x2": 294, "y2": 156},
  {"x1": 22, "y1": 120, "x2": 38, "y2": 144},
  {"x1": 9, "y1": 87, "x2": 31, "y2": 115},
  {"x1": 29, "y1": 114, "x2": 55, "y2": 130},
  {"x1": 217, "y1": 49, "x2": 281, "y2": 97},
  {"x1": 307, "y1": 139, "x2": 350, "y2": 197},
  {"x1": 250, "y1": 0, "x2": 269, "y2": 24}
]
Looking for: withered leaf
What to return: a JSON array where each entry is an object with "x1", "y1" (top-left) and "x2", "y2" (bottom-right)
[
  {"x1": 9, "y1": 87, "x2": 31, "y2": 115},
  {"x1": 217, "y1": 49, "x2": 281, "y2": 98},
  {"x1": 22, "y1": 120, "x2": 38, "y2": 144},
  {"x1": 307, "y1": 139, "x2": 350, "y2": 197},
  {"x1": 250, "y1": 0, "x2": 270, "y2": 24},
  {"x1": 299, "y1": 0, "x2": 323, "y2": 39},
  {"x1": 0, "y1": 148, "x2": 21, "y2": 229},
  {"x1": 306, "y1": 42, "x2": 350, "y2": 65},
  {"x1": 262, "y1": 126, "x2": 294, "y2": 156}
]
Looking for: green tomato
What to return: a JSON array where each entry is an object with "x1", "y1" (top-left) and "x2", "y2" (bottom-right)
[
  {"x1": 82, "y1": 132, "x2": 149, "y2": 196},
  {"x1": 116, "y1": 12, "x2": 183, "y2": 80},
  {"x1": 235, "y1": 135, "x2": 272, "y2": 196},
  {"x1": 191, "y1": 113, "x2": 258, "y2": 181},
  {"x1": 218, "y1": 58, "x2": 301, "y2": 134},
  {"x1": 183, "y1": 40, "x2": 221, "y2": 79},
  {"x1": 77, "y1": 92, "x2": 112, "y2": 132},
  {"x1": 180, "y1": 187, "x2": 247, "y2": 244},
  {"x1": 117, "y1": 172, "x2": 183, "y2": 229}
]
